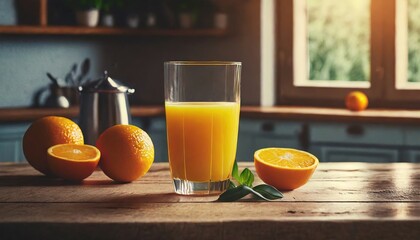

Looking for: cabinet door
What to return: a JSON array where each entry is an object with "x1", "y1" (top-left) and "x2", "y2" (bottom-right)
[
  {"x1": 147, "y1": 118, "x2": 168, "y2": 162},
  {"x1": 237, "y1": 134, "x2": 302, "y2": 162},
  {"x1": 310, "y1": 146, "x2": 399, "y2": 163},
  {"x1": 401, "y1": 149, "x2": 420, "y2": 163},
  {"x1": 236, "y1": 133, "x2": 254, "y2": 162},
  {"x1": 149, "y1": 133, "x2": 168, "y2": 162},
  {"x1": 254, "y1": 136, "x2": 301, "y2": 150},
  {"x1": 236, "y1": 120, "x2": 302, "y2": 162},
  {"x1": 131, "y1": 118, "x2": 145, "y2": 129},
  {"x1": 0, "y1": 123, "x2": 29, "y2": 163},
  {"x1": 0, "y1": 141, "x2": 20, "y2": 163},
  {"x1": 310, "y1": 123, "x2": 404, "y2": 146}
]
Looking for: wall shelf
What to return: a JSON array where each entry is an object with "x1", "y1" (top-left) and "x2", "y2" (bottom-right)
[
  {"x1": 0, "y1": 25, "x2": 227, "y2": 36},
  {"x1": 2, "y1": 0, "x2": 227, "y2": 37}
]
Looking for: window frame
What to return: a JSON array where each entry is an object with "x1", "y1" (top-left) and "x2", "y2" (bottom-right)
[{"x1": 276, "y1": 0, "x2": 418, "y2": 108}]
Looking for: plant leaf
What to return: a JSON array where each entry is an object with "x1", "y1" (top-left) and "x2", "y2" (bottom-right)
[
  {"x1": 252, "y1": 184, "x2": 283, "y2": 200},
  {"x1": 232, "y1": 161, "x2": 240, "y2": 182},
  {"x1": 239, "y1": 168, "x2": 254, "y2": 187},
  {"x1": 228, "y1": 180, "x2": 236, "y2": 190},
  {"x1": 217, "y1": 185, "x2": 252, "y2": 202},
  {"x1": 246, "y1": 188, "x2": 274, "y2": 201}
]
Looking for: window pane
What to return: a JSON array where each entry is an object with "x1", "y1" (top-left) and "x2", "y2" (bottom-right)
[
  {"x1": 396, "y1": 0, "x2": 420, "y2": 89},
  {"x1": 307, "y1": 0, "x2": 370, "y2": 82},
  {"x1": 408, "y1": 0, "x2": 420, "y2": 83}
]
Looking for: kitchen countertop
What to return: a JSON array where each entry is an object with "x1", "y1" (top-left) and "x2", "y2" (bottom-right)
[
  {"x1": 0, "y1": 162, "x2": 418, "y2": 239},
  {"x1": 2, "y1": 106, "x2": 420, "y2": 124}
]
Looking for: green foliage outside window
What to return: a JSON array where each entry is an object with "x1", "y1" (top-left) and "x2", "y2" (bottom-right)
[
  {"x1": 408, "y1": 0, "x2": 420, "y2": 82},
  {"x1": 307, "y1": 0, "x2": 370, "y2": 81}
]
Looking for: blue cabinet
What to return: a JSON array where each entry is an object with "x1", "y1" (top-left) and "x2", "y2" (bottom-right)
[
  {"x1": 310, "y1": 123, "x2": 404, "y2": 146},
  {"x1": 131, "y1": 118, "x2": 145, "y2": 129},
  {"x1": 0, "y1": 123, "x2": 29, "y2": 163},
  {"x1": 3, "y1": 117, "x2": 420, "y2": 164},
  {"x1": 309, "y1": 123, "x2": 408, "y2": 162},
  {"x1": 146, "y1": 117, "x2": 168, "y2": 162},
  {"x1": 311, "y1": 146, "x2": 399, "y2": 163},
  {"x1": 237, "y1": 120, "x2": 302, "y2": 161},
  {"x1": 402, "y1": 149, "x2": 420, "y2": 162},
  {"x1": 402, "y1": 127, "x2": 420, "y2": 162}
]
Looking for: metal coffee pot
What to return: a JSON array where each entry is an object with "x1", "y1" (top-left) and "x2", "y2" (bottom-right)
[{"x1": 78, "y1": 71, "x2": 135, "y2": 145}]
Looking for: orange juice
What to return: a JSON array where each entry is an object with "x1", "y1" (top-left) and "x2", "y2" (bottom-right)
[{"x1": 165, "y1": 102, "x2": 240, "y2": 182}]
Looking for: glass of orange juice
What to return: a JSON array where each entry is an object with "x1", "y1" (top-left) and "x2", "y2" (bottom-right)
[{"x1": 164, "y1": 61, "x2": 241, "y2": 195}]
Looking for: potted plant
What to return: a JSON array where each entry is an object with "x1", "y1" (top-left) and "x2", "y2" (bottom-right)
[
  {"x1": 71, "y1": 0, "x2": 103, "y2": 27},
  {"x1": 144, "y1": 0, "x2": 157, "y2": 28},
  {"x1": 101, "y1": 0, "x2": 123, "y2": 27},
  {"x1": 177, "y1": 0, "x2": 199, "y2": 29},
  {"x1": 212, "y1": 0, "x2": 233, "y2": 29},
  {"x1": 124, "y1": 0, "x2": 141, "y2": 28}
]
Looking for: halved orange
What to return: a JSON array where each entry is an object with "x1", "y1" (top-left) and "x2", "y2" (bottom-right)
[
  {"x1": 47, "y1": 144, "x2": 100, "y2": 181},
  {"x1": 254, "y1": 148, "x2": 319, "y2": 190}
]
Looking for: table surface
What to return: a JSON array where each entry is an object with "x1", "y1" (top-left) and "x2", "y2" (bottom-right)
[{"x1": 0, "y1": 162, "x2": 419, "y2": 240}]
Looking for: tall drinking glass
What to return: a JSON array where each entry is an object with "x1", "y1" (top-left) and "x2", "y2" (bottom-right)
[{"x1": 164, "y1": 61, "x2": 241, "y2": 195}]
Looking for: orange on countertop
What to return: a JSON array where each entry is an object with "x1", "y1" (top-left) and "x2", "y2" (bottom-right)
[
  {"x1": 23, "y1": 116, "x2": 84, "y2": 176},
  {"x1": 96, "y1": 124, "x2": 154, "y2": 183},
  {"x1": 47, "y1": 144, "x2": 100, "y2": 181},
  {"x1": 345, "y1": 91, "x2": 368, "y2": 111},
  {"x1": 254, "y1": 148, "x2": 319, "y2": 190}
]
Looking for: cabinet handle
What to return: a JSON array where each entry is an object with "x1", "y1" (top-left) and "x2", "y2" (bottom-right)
[{"x1": 346, "y1": 125, "x2": 364, "y2": 136}]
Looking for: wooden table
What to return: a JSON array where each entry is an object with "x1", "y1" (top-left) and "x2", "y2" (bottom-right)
[{"x1": 0, "y1": 162, "x2": 419, "y2": 240}]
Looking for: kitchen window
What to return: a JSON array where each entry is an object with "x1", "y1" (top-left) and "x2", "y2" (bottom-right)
[
  {"x1": 276, "y1": 0, "x2": 420, "y2": 108},
  {"x1": 397, "y1": 0, "x2": 420, "y2": 89}
]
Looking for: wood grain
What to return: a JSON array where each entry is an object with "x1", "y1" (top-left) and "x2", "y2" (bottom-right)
[
  {"x1": 0, "y1": 211, "x2": 418, "y2": 240},
  {"x1": 39, "y1": 0, "x2": 47, "y2": 26},
  {"x1": 0, "y1": 163, "x2": 419, "y2": 203},
  {"x1": 0, "y1": 106, "x2": 163, "y2": 122},
  {"x1": 0, "y1": 162, "x2": 419, "y2": 239}
]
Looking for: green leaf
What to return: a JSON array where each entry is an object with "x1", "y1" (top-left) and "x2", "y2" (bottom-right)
[
  {"x1": 252, "y1": 184, "x2": 283, "y2": 200},
  {"x1": 239, "y1": 168, "x2": 254, "y2": 187},
  {"x1": 217, "y1": 185, "x2": 252, "y2": 202},
  {"x1": 232, "y1": 161, "x2": 240, "y2": 181},
  {"x1": 219, "y1": 163, "x2": 283, "y2": 202},
  {"x1": 246, "y1": 188, "x2": 275, "y2": 201},
  {"x1": 228, "y1": 180, "x2": 236, "y2": 190}
]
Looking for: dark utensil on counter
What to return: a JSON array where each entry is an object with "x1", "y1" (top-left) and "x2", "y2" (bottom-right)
[
  {"x1": 46, "y1": 72, "x2": 59, "y2": 87},
  {"x1": 71, "y1": 63, "x2": 77, "y2": 84},
  {"x1": 77, "y1": 58, "x2": 90, "y2": 86},
  {"x1": 78, "y1": 71, "x2": 135, "y2": 145},
  {"x1": 44, "y1": 72, "x2": 75, "y2": 107},
  {"x1": 64, "y1": 64, "x2": 77, "y2": 86}
]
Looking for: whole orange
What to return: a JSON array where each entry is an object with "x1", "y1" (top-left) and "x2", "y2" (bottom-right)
[
  {"x1": 96, "y1": 124, "x2": 154, "y2": 183},
  {"x1": 345, "y1": 91, "x2": 368, "y2": 111},
  {"x1": 23, "y1": 116, "x2": 84, "y2": 176}
]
